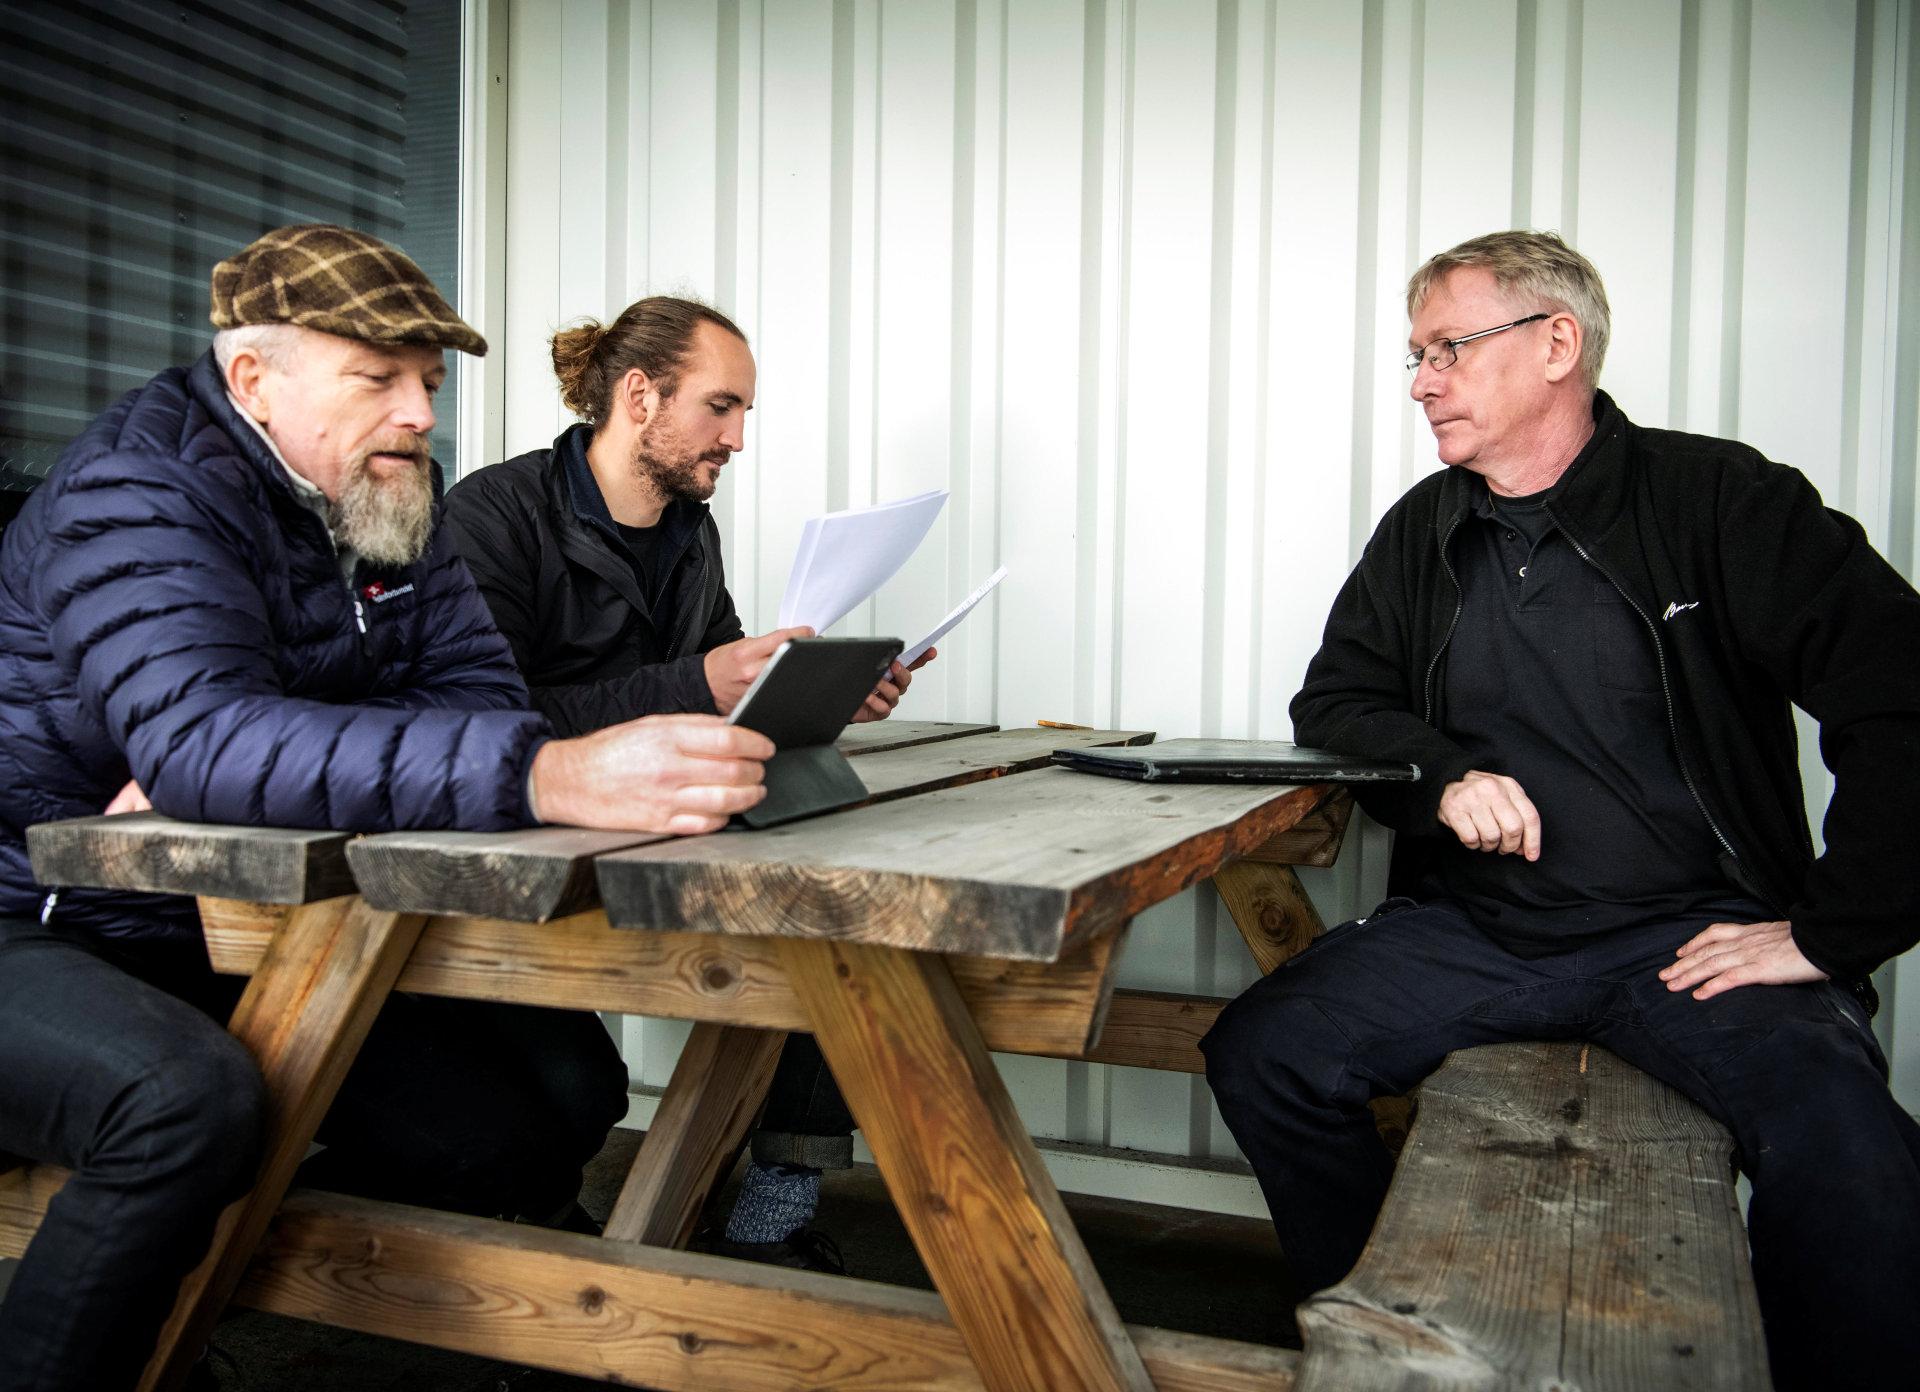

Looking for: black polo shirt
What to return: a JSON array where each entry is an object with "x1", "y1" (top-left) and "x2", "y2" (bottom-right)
[{"x1": 1421, "y1": 479, "x2": 1768, "y2": 954}]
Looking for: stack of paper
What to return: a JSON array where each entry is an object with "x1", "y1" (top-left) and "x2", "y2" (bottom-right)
[
  {"x1": 776, "y1": 490, "x2": 1007, "y2": 663},
  {"x1": 778, "y1": 489, "x2": 948, "y2": 633}
]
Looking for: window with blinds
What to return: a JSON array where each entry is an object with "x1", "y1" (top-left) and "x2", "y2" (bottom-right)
[{"x1": 0, "y1": 0, "x2": 462, "y2": 527}]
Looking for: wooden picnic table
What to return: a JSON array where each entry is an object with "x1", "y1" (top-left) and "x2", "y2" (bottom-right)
[{"x1": 6, "y1": 721, "x2": 1349, "y2": 1392}]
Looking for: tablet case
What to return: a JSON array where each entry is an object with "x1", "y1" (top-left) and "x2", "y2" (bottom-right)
[
  {"x1": 727, "y1": 637, "x2": 904, "y2": 827},
  {"x1": 1050, "y1": 738, "x2": 1420, "y2": 784}
]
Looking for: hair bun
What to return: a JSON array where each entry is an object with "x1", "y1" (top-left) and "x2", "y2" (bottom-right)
[{"x1": 550, "y1": 319, "x2": 607, "y2": 420}]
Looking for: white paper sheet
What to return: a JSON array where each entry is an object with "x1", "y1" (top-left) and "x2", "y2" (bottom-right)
[
  {"x1": 777, "y1": 489, "x2": 948, "y2": 632},
  {"x1": 900, "y1": 565, "x2": 1007, "y2": 668}
]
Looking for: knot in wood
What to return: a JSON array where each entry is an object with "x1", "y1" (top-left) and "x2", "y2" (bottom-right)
[
  {"x1": 700, "y1": 961, "x2": 735, "y2": 992},
  {"x1": 678, "y1": 1331, "x2": 705, "y2": 1354},
  {"x1": 578, "y1": 1285, "x2": 606, "y2": 1314}
]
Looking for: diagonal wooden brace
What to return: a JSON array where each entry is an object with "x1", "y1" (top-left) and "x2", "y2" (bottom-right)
[
  {"x1": 136, "y1": 896, "x2": 425, "y2": 1392},
  {"x1": 604, "y1": 1022, "x2": 787, "y2": 1248}
]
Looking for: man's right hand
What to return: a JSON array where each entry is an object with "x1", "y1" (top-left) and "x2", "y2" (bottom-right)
[
  {"x1": 528, "y1": 714, "x2": 776, "y2": 834},
  {"x1": 704, "y1": 627, "x2": 816, "y2": 715},
  {"x1": 1436, "y1": 770, "x2": 1541, "y2": 860}
]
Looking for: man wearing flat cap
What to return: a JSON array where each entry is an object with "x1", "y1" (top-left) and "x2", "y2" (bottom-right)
[{"x1": 0, "y1": 225, "x2": 774, "y2": 1392}]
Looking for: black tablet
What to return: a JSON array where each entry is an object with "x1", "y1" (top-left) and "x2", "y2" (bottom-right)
[
  {"x1": 725, "y1": 636, "x2": 904, "y2": 748},
  {"x1": 1051, "y1": 738, "x2": 1419, "y2": 784}
]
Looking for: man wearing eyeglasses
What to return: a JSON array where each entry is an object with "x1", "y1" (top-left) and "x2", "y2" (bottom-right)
[{"x1": 1203, "y1": 230, "x2": 1920, "y2": 1389}]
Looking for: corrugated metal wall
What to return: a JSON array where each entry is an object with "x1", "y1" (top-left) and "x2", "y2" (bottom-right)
[{"x1": 489, "y1": 0, "x2": 1920, "y2": 1165}]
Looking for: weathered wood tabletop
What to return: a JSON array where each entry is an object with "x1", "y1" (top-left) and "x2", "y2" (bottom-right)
[{"x1": 13, "y1": 723, "x2": 1343, "y2": 1392}]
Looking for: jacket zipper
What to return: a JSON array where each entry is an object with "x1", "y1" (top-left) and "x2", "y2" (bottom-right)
[
  {"x1": 1549, "y1": 511, "x2": 1740, "y2": 864},
  {"x1": 1422, "y1": 512, "x2": 1466, "y2": 724},
  {"x1": 349, "y1": 589, "x2": 371, "y2": 658}
]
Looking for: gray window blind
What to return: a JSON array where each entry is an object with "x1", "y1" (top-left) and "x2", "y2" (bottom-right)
[{"x1": 0, "y1": 0, "x2": 462, "y2": 521}]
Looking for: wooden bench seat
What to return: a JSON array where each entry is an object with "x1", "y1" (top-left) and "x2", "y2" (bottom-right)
[{"x1": 1295, "y1": 1040, "x2": 1771, "y2": 1391}]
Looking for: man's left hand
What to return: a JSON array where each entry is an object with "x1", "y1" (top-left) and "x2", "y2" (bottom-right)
[
  {"x1": 850, "y1": 648, "x2": 937, "y2": 724},
  {"x1": 105, "y1": 779, "x2": 151, "y2": 815},
  {"x1": 1659, "y1": 919, "x2": 1827, "y2": 1000}
]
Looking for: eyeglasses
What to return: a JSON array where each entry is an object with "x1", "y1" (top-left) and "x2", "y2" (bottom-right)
[{"x1": 1404, "y1": 313, "x2": 1549, "y2": 373}]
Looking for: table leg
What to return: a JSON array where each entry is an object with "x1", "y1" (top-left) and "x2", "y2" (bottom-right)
[
  {"x1": 604, "y1": 1023, "x2": 786, "y2": 1247},
  {"x1": 137, "y1": 896, "x2": 425, "y2": 1392},
  {"x1": 780, "y1": 938, "x2": 1154, "y2": 1392}
]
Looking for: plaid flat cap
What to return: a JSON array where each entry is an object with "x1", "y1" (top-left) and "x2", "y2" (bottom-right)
[{"x1": 209, "y1": 223, "x2": 487, "y2": 355}]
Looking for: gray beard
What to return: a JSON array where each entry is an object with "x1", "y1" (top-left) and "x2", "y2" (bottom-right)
[{"x1": 329, "y1": 460, "x2": 435, "y2": 566}]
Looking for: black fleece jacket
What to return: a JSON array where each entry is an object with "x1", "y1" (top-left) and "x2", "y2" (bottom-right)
[
  {"x1": 443, "y1": 424, "x2": 745, "y2": 738},
  {"x1": 1291, "y1": 393, "x2": 1920, "y2": 982}
]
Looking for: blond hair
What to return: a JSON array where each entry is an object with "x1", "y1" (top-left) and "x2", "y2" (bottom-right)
[{"x1": 1406, "y1": 231, "x2": 1610, "y2": 388}]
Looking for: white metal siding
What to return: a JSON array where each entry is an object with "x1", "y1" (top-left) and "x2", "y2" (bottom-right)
[{"x1": 487, "y1": 0, "x2": 1920, "y2": 1163}]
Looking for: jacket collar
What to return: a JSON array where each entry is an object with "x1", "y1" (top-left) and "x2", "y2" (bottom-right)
[
  {"x1": 1540, "y1": 390, "x2": 1632, "y2": 546},
  {"x1": 1434, "y1": 390, "x2": 1632, "y2": 543},
  {"x1": 189, "y1": 351, "x2": 300, "y2": 501},
  {"x1": 187, "y1": 352, "x2": 356, "y2": 573},
  {"x1": 556, "y1": 422, "x2": 709, "y2": 554}
]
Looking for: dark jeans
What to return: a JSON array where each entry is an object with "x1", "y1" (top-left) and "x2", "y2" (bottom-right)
[
  {"x1": 1201, "y1": 898, "x2": 1920, "y2": 1392},
  {"x1": 755, "y1": 1034, "x2": 857, "y2": 1170},
  {"x1": 0, "y1": 918, "x2": 627, "y2": 1392}
]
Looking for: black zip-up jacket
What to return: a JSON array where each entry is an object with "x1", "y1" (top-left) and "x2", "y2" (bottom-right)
[
  {"x1": 443, "y1": 424, "x2": 744, "y2": 738},
  {"x1": 1291, "y1": 392, "x2": 1920, "y2": 983}
]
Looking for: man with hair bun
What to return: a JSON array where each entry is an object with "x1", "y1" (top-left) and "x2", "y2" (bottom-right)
[
  {"x1": 0, "y1": 227, "x2": 775, "y2": 1392},
  {"x1": 446, "y1": 295, "x2": 925, "y2": 1274},
  {"x1": 1203, "y1": 229, "x2": 1920, "y2": 1388}
]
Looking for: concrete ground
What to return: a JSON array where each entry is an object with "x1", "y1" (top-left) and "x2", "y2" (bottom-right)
[{"x1": 173, "y1": 1126, "x2": 1295, "y2": 1389}]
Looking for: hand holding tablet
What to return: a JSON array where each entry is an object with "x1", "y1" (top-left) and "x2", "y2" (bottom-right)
[{"x1": 724, "y1": 637, "x2": 904, "y2": 827}]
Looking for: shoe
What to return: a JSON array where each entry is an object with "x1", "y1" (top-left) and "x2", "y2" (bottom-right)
[
  {"x1": 523, "y1": 1200, "x2": 603, "y2": 1236},
  {"x1": 183, "y1": 1341, "x2": 243, "y2": 1391},
  {"x1": 704, "y1": 1227, "x2": 846, "y2": 1275}
]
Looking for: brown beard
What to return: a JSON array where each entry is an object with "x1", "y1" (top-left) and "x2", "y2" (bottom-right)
[
  {"x1": 631, "y1": 415, "x2": 724, "y2": 503},
  {"x1": 329, "y1": 432, "x2": 435, "y2": 566}
]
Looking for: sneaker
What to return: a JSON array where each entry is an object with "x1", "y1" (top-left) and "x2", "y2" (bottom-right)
[
  {"x1": 520, "y1": 1200, "x2": 603, "y2": 1236},
  {"x1": 705, "y1": 1227, "x2": 846, "y2": 1275},
  {"x1": 183, "y1": 1341, "x2": 243, "y2": 1391}
]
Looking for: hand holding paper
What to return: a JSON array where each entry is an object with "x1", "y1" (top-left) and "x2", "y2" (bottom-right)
[{"x1": 850, "y1": 648, "x2": 934, "y2": 723}]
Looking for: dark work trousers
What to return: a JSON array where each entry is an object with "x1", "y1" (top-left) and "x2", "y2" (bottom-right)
[
  {"x1": 1201, "y1": 898, "x2": 1920, "y2": 1392},
  {"x1": 0, "y1": 916, "x2": 628, "y2": 1392},
  {"x1": 753, "y1": 1034, "x2": 857, "y2": 1170},
  {"x1": 0, "y1": 921, "x2": 265, "y2": 1392}
]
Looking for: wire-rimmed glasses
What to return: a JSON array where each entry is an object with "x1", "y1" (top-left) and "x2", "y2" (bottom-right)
[{"x1": 1405, "y1": 313, "x2": 1550, "y2": 373}]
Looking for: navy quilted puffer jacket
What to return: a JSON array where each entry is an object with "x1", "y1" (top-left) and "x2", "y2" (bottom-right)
[{"x1": 0, "y1": 352, "x2": 552, "y2": 945}]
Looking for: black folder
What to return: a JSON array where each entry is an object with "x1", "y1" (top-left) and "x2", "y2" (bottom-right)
[{"x1": 1050, "y1": 738, "x2": 1419, "y2": 785}]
